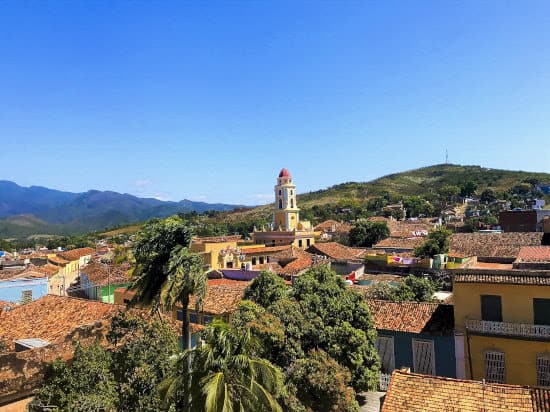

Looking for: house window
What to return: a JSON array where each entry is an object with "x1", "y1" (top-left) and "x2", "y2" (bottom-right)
[
  {"x1": 481, "y1": 295, "x2": 502, "y2": 322},
  {"x1": 484, "y1": 351, "x2": 505, "y2": 383},
  {"x1": 537, "y1": 354, "x2": 550, "y2": 387},
  {"x1": 298, "y1": 239, "x2": 303, "y2": 248},
  {"x1": 376, "y1": 336, "x2": 395, "y2": 373},
  {"x1": 177, "y1": 311, "x2": 198, "y2": 324},
  {"x1": 307, "y1": 239, "x2": 311, "y2": 247},
  {"x1": 252, "y1": 257, "x2": 257, "y2": 265},
  {"x1": 412, "y1": 339, "x2": 435, "y2": 375},
  {"x1": 534, "y1": 299, "x2": 550, "y2": 326},
  {"x1": 21, "y1": 290, "x2": 32, "y2": 304},
  {"x1": 203, "y1": 314, "x2": 214, "y2": 325},
  {"x1": 259, "y1": 256, "x2": 265, "y2": 264}
]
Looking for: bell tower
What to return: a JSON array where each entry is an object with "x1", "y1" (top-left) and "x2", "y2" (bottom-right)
[{"x1": 274, "y1": 168, "x2": 300, "y2": 231}]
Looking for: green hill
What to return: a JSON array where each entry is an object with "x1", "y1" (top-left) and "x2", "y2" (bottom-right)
[{"x1": 216, "y1": 164, "x2": 550, "y2": 223}]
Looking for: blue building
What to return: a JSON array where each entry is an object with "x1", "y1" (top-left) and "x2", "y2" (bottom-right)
[
  {"x1": 366, "y1": 300, "x2": 461, "y2": 390},
  {"x1": 0, "y1": 276, "x2": 49, "y2": 304}
]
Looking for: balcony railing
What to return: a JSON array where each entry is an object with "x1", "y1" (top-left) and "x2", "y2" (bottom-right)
[{"x1": 465, "y1": 319, "x2": 550, "y2": 340}]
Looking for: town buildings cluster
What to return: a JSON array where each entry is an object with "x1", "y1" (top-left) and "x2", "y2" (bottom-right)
[{"x1": 1, "y1": 168, "x2": 550, "y2": 410}]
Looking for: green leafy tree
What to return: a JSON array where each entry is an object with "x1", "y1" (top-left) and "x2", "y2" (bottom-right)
[
  {"x1": 414, "y1": 227, "x2": 452, "y2": 258},
  {"x1": 161, "y1": 319, "x2": 286, "y2": 412},
  {"x1": 348, "y1": 221, "x2": 390, "y2": 247},
  {"x1": 130, "y1": 217, "x2": 207, "y2": 350},
  {"x1": 107, "y1": 312, "x2": 179, "y2": 412},
  {"x1": 287, "y1": 350, "x2": 359, "y2": 412},
  {"x1": 438, "y1": 185, "x2": 460, "y2": 203},
  {"x1": 244, "y1": 270, "x2": 288, "y2": 308},
  {"x1": 31, "y1": 343, "x2": 117, "y2": 411},
  {"x1": 480, "y1": 189, "x2": 496, "y2": 203},
  {"x1": 403, "y1": 196, "x2": 435, "y2": 218},
  {"x1": 365, "y1": 276, "x2": 438, "y2": 303},
  {"x1": 236, "y1": 265, "x2": 380, "y2": 402},
  {"x1": 460, "y1": 181, "x2": 478, "y2": 197}
]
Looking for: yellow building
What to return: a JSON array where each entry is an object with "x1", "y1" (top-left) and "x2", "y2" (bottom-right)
[
  {"x1": 453, "y1": 271, "x2": 550, "y2": 386},
  {"x1": 253, "y1": 168, "x2": 315, "y2": 249},
  {"x1": 189, "y1": 235, "x2": 245, "y2": 270}
]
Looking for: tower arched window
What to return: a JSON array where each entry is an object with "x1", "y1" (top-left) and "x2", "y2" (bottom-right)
[
  {"x1": 291, "y1": 199, "x2": 294, "y2": 208},
  {"x1": 279, "y1": 189, "x2": 282, "y2": 195},
  {"x1": 279, "y1": 199, "x2": 283, "y2": 209}
]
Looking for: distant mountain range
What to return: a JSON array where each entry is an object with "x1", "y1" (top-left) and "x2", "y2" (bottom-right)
[{"x1": 0, "y1": 181, "x2": 242, "y2": 237}]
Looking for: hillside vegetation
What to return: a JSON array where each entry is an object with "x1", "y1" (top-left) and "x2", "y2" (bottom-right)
[{"x1": 3, "y1": 164, "x2": 549, "y2": 239}]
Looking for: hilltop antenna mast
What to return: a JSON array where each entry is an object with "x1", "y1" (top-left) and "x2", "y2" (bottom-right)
[{"x1": 445, "y1": 149, "x2": 448, "y2": 164}]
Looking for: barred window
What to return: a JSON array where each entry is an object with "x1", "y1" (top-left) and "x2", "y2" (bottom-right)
[
  {"x1": 376, "y1": 336, "x2": 395, "y2": 373},
  {"x1": 537, "y1": 355, "x2": 550, "y2": 387},
  {"x1": 412, "y1": 339, "x2": 435, "y2": 375},
  {"x1": 484, "y1": 351, "x2": 505, "y2": 383}
]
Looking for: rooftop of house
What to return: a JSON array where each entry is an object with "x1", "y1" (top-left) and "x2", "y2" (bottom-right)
[
  {"x1": 314, "y1": 220, "x2": 353, "y2": 233},
  {"x1": 382, "y1": 370, "x2": 550, "y2": 412},
  {"x1": 0, "y1": 295, "x2": 121, "y2": 348},
  {"x1": 276, "y1": 251, "x2": 315, "y2": 276},
  {"x1": 516, "y1": 246, "x2": 550, "y2": 263},
  {"x1": 372, "y1": 237, "x2": 425, "y2": 250},
  {"x1": 241, "y1": 245, "x2": 290, "y2": 255},
  {"x1": 80, "y1": 262, "x2": 131, "y2": 286},
  {"x1": 366, "y1": 300, "x2": 454, "y2": 335},
  {"x1": 307, "y1": 242, "x2": 366, "y2": 260},
  {"x1": 58, "y1": 247, "x2": 95, "y2": 262},
  {"x1": 453, "y1": 272, "x2": 550, "y2": 286},
  {"x1": 48, "y1": 255, "x2": 70, "y2": 266},
  {"x1": 188, "y1": 282, "x2": 249, "y2": 315},
  {"x1": 450, "y1": 232, "x2": 544, "y2": 259},
  {"x1": 192, "y1": 235, "x2": 242, "y2": 244},
  {"x1": 33, "y1": 263, "x2": 61, "y2": 277}
]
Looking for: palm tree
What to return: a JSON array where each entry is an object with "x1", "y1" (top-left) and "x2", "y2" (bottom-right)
[
  {"x1": 161, "y1": 320, "x2": 285, "y2": 412},
  {"x1": 130, "y1": 217, "x2": 207, "y2": 350},
  {"x1": 161, "y1": 245, "x2": 207, "y2": 349}
]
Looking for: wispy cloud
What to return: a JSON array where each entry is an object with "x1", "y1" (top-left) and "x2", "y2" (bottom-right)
[{"x1": 134, "y1": 179, "x2": 152, "y2": 187}]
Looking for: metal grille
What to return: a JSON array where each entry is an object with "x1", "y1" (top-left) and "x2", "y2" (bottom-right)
[
  {"x1": 412, "y1": 339, "x2": 435, "y2": 375},
  {"x1": 376, "y1": 336, "x2": 395, "y2": 373},
  {"x1": 537, "y1": 355, "x2": 550, "y2": 387},
  {"x1": 484, "y1": 351, "x2": 505, "y2": 383}
]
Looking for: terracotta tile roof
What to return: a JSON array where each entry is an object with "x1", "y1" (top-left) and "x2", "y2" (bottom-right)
[
  {"x1": 48, "y1": 255, "x2": 70, "y2": 265},
  {"x1": 80, "y1": 262, "x2": 130, "y2": 286},
  {"x1": 366, "y1": 300, "x2": 454, "y2": 334},
  {"x1": 516, "y1": 246, "x2": 550, "y2": 263},
  {"x1": 207, "y1": 278, "x2": 251, "y2": 286},
  {"x1": 453, "y1": 272, "x2": 550, "y2": 286},
  {"x1": 252, "y1": 262, "x2": 283, "y2": 272},
  {"x1": 307, "y1": 242, "x2": 366, "y2": 260},
  {"x1": 314, "y1": 220, "x2": 352, "y2": 233},
  {"x1": 0, "y1": 300, "x2": 17, "y2": 310},
  {"x1": 192, "y1": 235, "x2": 242, "y2": 243},
  {"x1": 242, "y1": 245, "x2": 290, "y2": 255},
  {"x1": 372, "y1": 237, "x2": 425, "y2": 250},
  {"x1": 277, "y1": 255, "x2": 313, "y2": 276},
  {"x1": 450, "y1": 232, "x2": 543, "y2": 259},
  {"x1": 58, "y1": 247, "x2": 94, "y2": 262},
  {"x1": 0, "y1": 295, "x2": 120, "y2": 346},
  {"x1": 33, "y1": 263, "x2": 60, "y2": 277},
  {"x1": 188, "y1": 283, "x2": 248, "y2": 315},
  {"x1": 382, "y1": 370, "x2": 549, "y2": 412}
]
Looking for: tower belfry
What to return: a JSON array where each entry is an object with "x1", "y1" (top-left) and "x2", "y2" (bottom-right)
[
  {"x1": 252, "y1": 168, "x2": 315, "y2": 249},
  {"x1": 274, "y1": 168, "x2": 300, "y2": 231}
]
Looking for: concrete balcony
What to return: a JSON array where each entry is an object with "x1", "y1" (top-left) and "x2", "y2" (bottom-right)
[{"x1": 465, "y1": 319, "x2": 550, "y2": 340}]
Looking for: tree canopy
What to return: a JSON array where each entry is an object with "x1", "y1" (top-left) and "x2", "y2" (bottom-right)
[
  {"x1": 348, "y1": 221, "x2": 390, "y2": 247},
  {"x1": 414, "y1": 226, "x2": 452, "y2": 258},
  {"x1": 234, "y1": 265, "x2": 380, "y2": 411}
]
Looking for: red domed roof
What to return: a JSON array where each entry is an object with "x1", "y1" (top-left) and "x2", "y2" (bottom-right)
[{"x1": 278, "y1": 168, "x2": 291, "y2": 178}]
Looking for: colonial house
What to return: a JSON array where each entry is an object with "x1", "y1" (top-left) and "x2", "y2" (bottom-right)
[
  {"x1": 453, "y1": 269, "x2": 550, "y2": 386},
  {"x1": 366, "y1": 300, "x2": 459, "y2": 390}
]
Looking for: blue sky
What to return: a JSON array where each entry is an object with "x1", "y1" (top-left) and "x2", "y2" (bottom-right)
[{"x1": 1, "y1": 1, "x2": 549, "y2": 205}]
